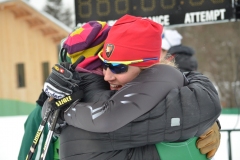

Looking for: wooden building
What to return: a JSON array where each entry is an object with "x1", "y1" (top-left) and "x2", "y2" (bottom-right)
[{"x1": 0, "y1": 0, "x2": 72, "y2": 116}]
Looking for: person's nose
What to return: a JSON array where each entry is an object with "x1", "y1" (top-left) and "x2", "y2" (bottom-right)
[{"x1": 104, "y1": 68, "x2": 115, "y2": 82}]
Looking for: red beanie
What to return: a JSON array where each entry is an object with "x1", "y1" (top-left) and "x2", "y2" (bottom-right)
[{"x1": 100, "y1": 14, "x2": 163, "y2": 67}]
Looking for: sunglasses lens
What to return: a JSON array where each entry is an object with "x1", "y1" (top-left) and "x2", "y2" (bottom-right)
[
  {"x1": 102, "y1": 63, "x2": 128, "y2": 74},
  {"x1": 111, "y1": 64, "x2": 128, "y2": 74}
]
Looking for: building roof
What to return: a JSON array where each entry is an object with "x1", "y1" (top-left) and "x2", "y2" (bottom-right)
[{"x1": 0, "y1": 0, "x2": 72, "y2": 43}]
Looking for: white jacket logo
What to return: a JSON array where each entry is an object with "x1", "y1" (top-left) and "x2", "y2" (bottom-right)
[{"x1": 87, "y1": 105, "x2": 107, "y2": 120}]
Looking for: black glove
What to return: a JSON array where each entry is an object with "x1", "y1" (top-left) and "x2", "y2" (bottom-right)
[
  {"x1": 41, "y1": 90, "x2": 83, "y2": 135},
  {"x1": 48, "y1": 90, "x2": 83, "y2": 112},
  {"x1": 45, "y1": 89, "x2": 83, "y2": 123},
  {"x1": 43, "y1": 63, "x2": 81, "y2": 99}
]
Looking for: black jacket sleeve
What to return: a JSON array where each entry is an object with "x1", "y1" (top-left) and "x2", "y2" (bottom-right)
[{"x1": 64, "y1": 65, "x2": 184, "y2": 132}]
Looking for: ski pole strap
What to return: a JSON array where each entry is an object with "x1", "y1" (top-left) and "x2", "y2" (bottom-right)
[
  {"x1": 40, "y1": 110, "x2": 60, "y2": 160},
  {"x1": 49, "y1": 90, "x2": 83, "y2": 111}
]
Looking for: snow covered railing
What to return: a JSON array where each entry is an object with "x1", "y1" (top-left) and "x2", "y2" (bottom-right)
[{"x1": 220, "y1": 129, "x2": 240, "y2": 160}]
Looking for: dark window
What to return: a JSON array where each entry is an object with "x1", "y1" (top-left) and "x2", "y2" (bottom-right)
[
  {"x1": 57, "y1": 43, "x2": 61, "y2": 62},
  {"x1": 42, "y1": 62, "x2": 49, "y2": 83},
  {"x1": 17, "y1": 63, "x2": 25, "y2": 88}
]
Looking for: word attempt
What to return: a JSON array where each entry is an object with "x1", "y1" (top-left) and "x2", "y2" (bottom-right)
[{"x1": 184, "y1": 9, "x2": 226, "y2": 24}]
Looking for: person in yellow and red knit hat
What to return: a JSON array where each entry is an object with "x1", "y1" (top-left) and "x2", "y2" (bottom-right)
[{"x1": 18, "y1": 21, "x2": 111, "y2": 160}]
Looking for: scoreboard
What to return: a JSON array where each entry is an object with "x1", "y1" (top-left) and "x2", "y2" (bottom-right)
[{"x1": 75, "y1": 0, "x2": 233, "y2": 26}]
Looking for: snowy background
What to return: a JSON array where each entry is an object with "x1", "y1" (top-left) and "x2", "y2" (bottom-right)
[
  {"x1": 0, "y1": 114, "x2": 239, "y2": 160},
  {"x1": 0, "y1": 1, "x2": 239, "y2": 160},
  {"x1": 28, "y1": 0, "x2": 75, "y2": 11}
]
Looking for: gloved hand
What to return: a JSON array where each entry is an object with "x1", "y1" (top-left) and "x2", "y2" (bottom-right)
[
  {"x1": 43, "y1": 62, "x2": 81, "y2": 99},
  {"x1": 41, "y1": 90, "x2": 83, "y2": 135},
  {"x1": 48, "y1": 90, "x2": 83, "y2": 112},
  {"x1": 196, "y1": 122, "x2": 221, "y2": 158},
  {"x1": 42, "y1": 101, "x2": 64, "y2": 136}
]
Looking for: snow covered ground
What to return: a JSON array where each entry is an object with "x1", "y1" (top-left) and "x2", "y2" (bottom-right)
[{"x1": 0, "y1": 114, "x2": 239, "y2": 160}]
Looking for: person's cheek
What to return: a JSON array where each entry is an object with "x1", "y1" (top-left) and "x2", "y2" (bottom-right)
[{"x1": 104, "y1": 68, "x2": 115, "y2": 82}]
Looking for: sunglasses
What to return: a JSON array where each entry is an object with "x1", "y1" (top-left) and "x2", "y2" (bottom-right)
[
  {"x1": 98, "y1": 51, "x2": 159, "y2": 74},
  {"x1": 102, "y1": 62, "x2": 129, "y2": 74}
]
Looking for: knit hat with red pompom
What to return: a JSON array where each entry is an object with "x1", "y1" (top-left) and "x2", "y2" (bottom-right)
[{"x1": 99, "y1": 14, "x2": 163, "y2": 67}]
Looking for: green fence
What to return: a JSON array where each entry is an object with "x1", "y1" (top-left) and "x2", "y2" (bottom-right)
[
  {"x1": 221, "y1": 108, "x2": 240, "y2": 114},
  {"x1": 0, "y1": 99, "x2": 35, "y2": 116}
]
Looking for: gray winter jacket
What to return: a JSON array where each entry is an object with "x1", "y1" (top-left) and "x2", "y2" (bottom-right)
[{"x1": 43, "y1": 65, "x2": 221, "y2": 160}]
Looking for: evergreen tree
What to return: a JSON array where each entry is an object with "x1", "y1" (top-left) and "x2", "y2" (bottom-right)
[{"x1": 44, "y1": 0, "x2": 73, "y2": 28}]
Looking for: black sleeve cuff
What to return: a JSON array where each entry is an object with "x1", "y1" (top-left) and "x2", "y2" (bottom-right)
[
  {"x1": 216, "y1": 119, "x2": 221, "y2": 130},
  {"x1": 36, "y1": 90, "x2": 48, "y2": 107}
]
